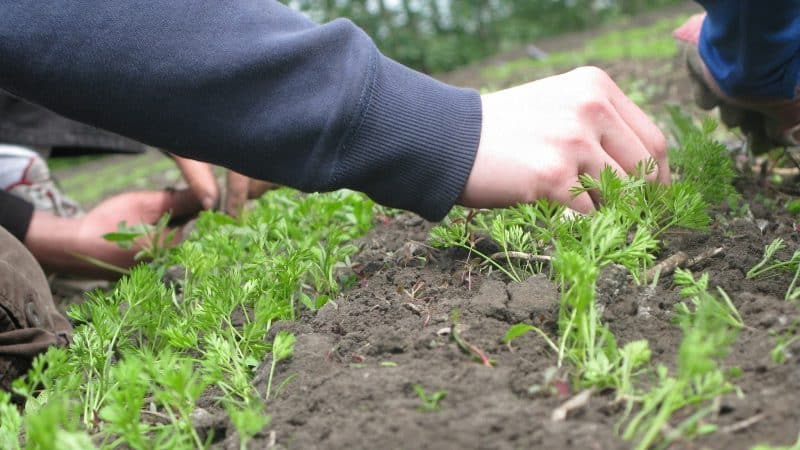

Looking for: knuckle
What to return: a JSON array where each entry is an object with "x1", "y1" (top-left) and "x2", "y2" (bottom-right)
[
  {"x1": 537, "y1": 163, "x2": 572, "y2": 190},
  {"x1": 573, "y1": 65, "x2": 611, "y2": 85},
  {"x1": 578, "y1": 97, "x2": 612, "y2": 119}
]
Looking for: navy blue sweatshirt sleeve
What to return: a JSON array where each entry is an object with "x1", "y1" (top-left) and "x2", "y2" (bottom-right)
[{"x1": 0, "y1": 1, "x2": 482, "y2": 221}]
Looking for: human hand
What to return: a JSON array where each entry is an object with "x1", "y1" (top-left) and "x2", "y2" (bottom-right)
[
  {"x1": 459, "y1": 67, "x2": 669, "y2": 213},
  {"x1": 25, "y1": 189, "x2": 201, "y2": 278},
  {"x1": 171, "y1": 155, "x2": 279, "y2": 216}
]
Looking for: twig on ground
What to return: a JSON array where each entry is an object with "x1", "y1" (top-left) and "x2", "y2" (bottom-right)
[
  {"x1": 720, "y1": 413, "x2": 766, "y2": 434},
  {"x1": 403, "y1": 302, "x2": 422, "y2": 315},
  {"x1": 551, "y1": 388, "x2": 595, "y2": 422},
  {"x1": 140, "y1": 410, "x2": 171, "y2": 425},
  {"x1": 488, "y1": 251, "x2": 552, "y2": 263},
  {"x1": 646, "y1": 247, "x2": 724, "y2": 280}
]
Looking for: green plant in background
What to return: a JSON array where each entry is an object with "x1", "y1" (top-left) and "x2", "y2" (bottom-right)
[
  {"x1": 413, "y1": 384, "x2": 447, "y2": 412},
  {"x1": 667, "y1": 108, "x2": 739, "y2": 207}
]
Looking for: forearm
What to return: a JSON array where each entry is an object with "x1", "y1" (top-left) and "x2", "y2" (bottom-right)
[
  {"x1": 0, "y1": 1, "x2": 481, "y2": 220},
  {"x1": 697, "y1": 0, "x2": 800, "y2": 99}
]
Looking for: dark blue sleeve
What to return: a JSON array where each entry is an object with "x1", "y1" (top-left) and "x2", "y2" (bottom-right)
[
  {"x1": 0, "y1": 1, "x2": 482, "y2": 221},
  {"x1": 697, "y1": 0, "x2": 800, "y2": 99}
]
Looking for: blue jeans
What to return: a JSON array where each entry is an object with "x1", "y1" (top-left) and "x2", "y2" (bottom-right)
[{"x1": 698, "y1": 0, "x2": 800, "y2": 99}]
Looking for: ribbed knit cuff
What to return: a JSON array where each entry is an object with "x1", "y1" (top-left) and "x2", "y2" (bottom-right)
[
  {"x1": 333, "y1": 55, "x2": 482, "y2": 221},
  {"x1": 0, "y1": 191, "x2": 34, "y2": 241}
]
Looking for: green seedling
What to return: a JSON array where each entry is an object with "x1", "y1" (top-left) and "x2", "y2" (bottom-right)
[
  {"x1": 502, "y1": 323, "x2": 557, "y2": 353},
  {"x1": 11, "y1": 189, "x2": 375, "y2": 449},
  {"x1": 413, "y1": 385, "x2": 447, "y2": 412},
  {"x1": 771, "y1": 334, "x2": 800, "y2": 365},
  {"x1": 747, "y1": 238, "x2": 800, "y2": 300},
  {"x1": 104, "y1": 213, "x2": 176, "y2": 268},
  {"x1": 622, "y1": 269, "x2": 743, "y2": 450},
  {"x1": 667, "y1": 108, "x2": 739, "y2": 207},
  {"x1": 266, "y1": 331, "x2": 296, "y2": 401}
]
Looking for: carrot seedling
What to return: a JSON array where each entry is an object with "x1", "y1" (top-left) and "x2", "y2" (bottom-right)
[
  {"x1": 413, "y1": 385, "x2": 447, "y2": 412},
  {"x1": 266, "y1": 331, "x2": 296, "y2": 401}
]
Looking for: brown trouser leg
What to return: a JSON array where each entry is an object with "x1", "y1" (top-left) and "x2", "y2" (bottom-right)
[{"x1": 0, "y1": 226, "x2": 72, "y2": 391}]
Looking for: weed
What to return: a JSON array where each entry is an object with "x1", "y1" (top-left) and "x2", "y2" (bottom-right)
[
  {"x1": 104, "y1": 213, "x2": 176, "y2": 270},
  {"x1": 413, "y1": 385, "x2": 447, "y2": 412}
]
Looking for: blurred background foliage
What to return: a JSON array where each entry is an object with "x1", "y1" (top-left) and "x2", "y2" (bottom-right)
[{"x1": 283, "y1": 0, "x2": 685, "y2": 73}]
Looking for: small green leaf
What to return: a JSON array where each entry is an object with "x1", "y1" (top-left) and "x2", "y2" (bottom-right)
[
  {"x1": 503, "y1": 324, "x2": 535, "y2": 344},
  {"x1": 272, "y1": 332, "x2": 296, "y2": 362},
  {"x1": 787, "y1": 199, "x2": 800, "y2": 215}
]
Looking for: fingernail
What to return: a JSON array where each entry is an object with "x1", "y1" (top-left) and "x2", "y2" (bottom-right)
[{"x1": 202, "y1": 197, "x2": 215, "y2": 210}]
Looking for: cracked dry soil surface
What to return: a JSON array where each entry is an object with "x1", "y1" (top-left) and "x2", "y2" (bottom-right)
[{"x1": 237, "y1": 209, "x2": 800, "y2": 450}]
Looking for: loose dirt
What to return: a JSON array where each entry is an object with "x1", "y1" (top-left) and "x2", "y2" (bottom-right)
[{"x1": 237, "y1": 198, "x2": 800, "y2": 449}]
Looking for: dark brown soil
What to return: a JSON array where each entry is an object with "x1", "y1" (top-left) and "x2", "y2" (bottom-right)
[{"x1": 233, "y1": 193, "x2": 800, "y2": 450}]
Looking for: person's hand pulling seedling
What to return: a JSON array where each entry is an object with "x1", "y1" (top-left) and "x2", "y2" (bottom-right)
[
  {"x1": 459, "y1": 67, "x2": 670, "y2": 214},
  {"x1": 172, "y1": 155, "x2": 279, "y2": 216},
  {"x1": 24, "y1": 189, "x2": 201, "y2": 278}
]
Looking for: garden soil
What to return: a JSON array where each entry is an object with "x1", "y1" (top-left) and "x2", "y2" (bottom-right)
[{"x1": 233, "y1": 202, "x2": 800, "y2": 450}]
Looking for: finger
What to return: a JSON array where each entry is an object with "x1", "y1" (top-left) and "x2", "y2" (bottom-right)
[
  {"x1": 602, "y1": 78, "x2": 670, "y2": 184},
  {"x1": 580, "y1": 146, "x2": 627, "y2": 206},
  {"x1": 166, "y1": 188, "x2": 204, "y2": 219},
  {"x1": 248, "y1": 180, "x2": 280, "y2": 199},
  {"x1": 148, "y1": 188, "x2": 203, "y2": 220},
  {"x1": 597, "y1": 102, "x2": 659, "y2": 183},
  {"x1": 224, "y1": 170, "x2": 250, "y2": 217},
  {"x1": 564, "y1": 184, "x2": 595, "y2": 215},
  {"x1": 171, "y1": 154, "x2": 219, "y2": 210}
]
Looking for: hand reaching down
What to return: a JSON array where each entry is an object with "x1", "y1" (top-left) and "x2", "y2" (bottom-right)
[
  {"x1": 459, "y1": 67, "x2": 669, "y2": 213},
  {"x1": 171, "y1": 155, "x2": 279, "y2": 216}
]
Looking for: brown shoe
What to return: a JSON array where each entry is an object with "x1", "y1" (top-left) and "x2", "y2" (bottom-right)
[
  {"x1": 0, "y1": 226, "x2": 72, "y2": 394},
  {"x1": 674, "y1": 14, "x2": 800, "y2": 153}
]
